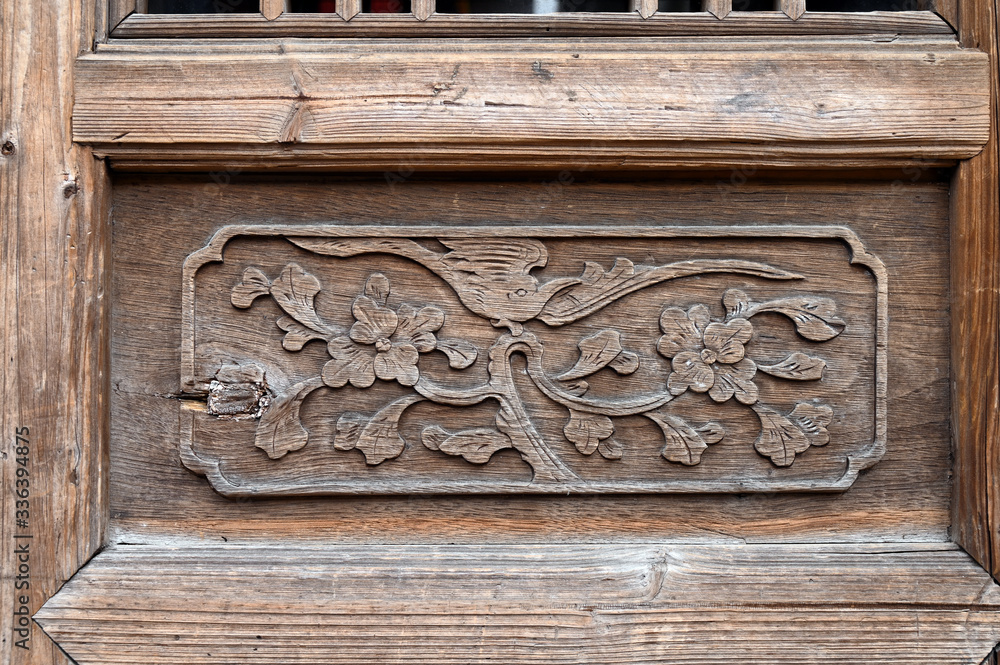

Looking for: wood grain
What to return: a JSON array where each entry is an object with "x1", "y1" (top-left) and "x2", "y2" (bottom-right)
[
  {"x1": 35, "y1": 543, "x2": 1000, "y2": 664},
  {"x1": 109, "y1": 0, "x2": 136, "y2": 30},
  {"x1": 261, "y1": 0, "x2": 285, "y2": 19},
  {"x1": 633, "y1": 0, "x2": 657, "y2": 19},
  {"x1": 952, "y1": 0, "x2": 1000, "y2": 580},
  {"x1": 73, "y1": 38, "x2": 989, "y2": 172},
  {"x1": 109, "y1": 176, "x2": 953, "y2": 545},
  {"x1": 703, "y1": 0, "x2": 731, "y2": 19},
  {"x1": 109, "y1": 10, "x2": 955, "y2": 37},
  {"x1": 0, "y1": 0, "x2": 109, "y2": 663},
  {"x1": 778, "y1": 0, "x2": 805, "y2": 20}
]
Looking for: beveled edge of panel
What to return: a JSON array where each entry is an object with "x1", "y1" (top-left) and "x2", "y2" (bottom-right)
[
  {"x1": 33, "y1": 542, "x2": 1000, "y2": 665},
  {"x1": 179, "y1": 223, "x2": 886, "y2": 495},
  {"x1": 73, "y1": 37, "x2": 990, "y2": 171}
]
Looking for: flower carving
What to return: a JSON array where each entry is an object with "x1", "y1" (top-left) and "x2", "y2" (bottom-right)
[
  {"x1": 322, "y1": 274, "x2": 444, "y2": 389},
  {"x1": 657, "y1": 304, "x2": 759, "y2": 405}
]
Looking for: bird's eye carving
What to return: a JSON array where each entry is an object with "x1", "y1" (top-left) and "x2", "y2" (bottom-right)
[{"x1": 514, "y1": 288, "x2": 529, "y2": 297}]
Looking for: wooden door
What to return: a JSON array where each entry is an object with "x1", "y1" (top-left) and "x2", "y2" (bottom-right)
[{"x1": 3, "y1": 0, "x2": 1000, "y2": 663}]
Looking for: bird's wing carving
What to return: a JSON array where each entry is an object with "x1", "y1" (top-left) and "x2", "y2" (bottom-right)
[{"x1": 438, "y1": 239, "x2": 548, "y2": 277}]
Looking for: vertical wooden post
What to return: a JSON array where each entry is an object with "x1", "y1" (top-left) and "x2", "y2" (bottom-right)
[
  {"x1": 0, "y1": 0, "x2": 109, "y2": 664},
  {"x1": 632, "y1": 0, "x2": 657, "y2": 19},
  {"x1": 413, "y1": 0, "x2": 434, "y2": 20},
  {"x1": 776, "y1": 0, "x2": 805, "y2": 19},
  {"x1": 262, "y1": 0, "x2": 285, "y2": 19},
  {"x1": 109, "y1": 0, "x2": 137, "y2": 29},
  {"x1": 952, "y1": 0, "x2": 1000, "y2": 580},
  {"x1": 338, "y1": 0, "x2": 361, "y2": 20},
  {"x1": 703, "y1": 0, "x2": 730, "y2": 19}
]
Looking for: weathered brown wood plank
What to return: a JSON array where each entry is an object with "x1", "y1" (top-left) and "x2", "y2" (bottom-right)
[
  {"x1": 951, "y1": 0, "x2": 1000, "y2": 580},
  {"x1": 35, "y1": 543, "x2": 1000, "y2": 665},
  {"x1": 0, "y1": 0, "x2": 109, "y2": 663},
  {"x1": 109, "y1": 176, "x2": 953, "y2": 545},
  {"x1": 73, "y1": 38, "x2": 989, "y2": 171},
  {"x1": 110, "y1": 10, "x2": 955, "y2": 37},
  {"x1": 109, "y1": 0, "x2": 136, "y2": 31}
]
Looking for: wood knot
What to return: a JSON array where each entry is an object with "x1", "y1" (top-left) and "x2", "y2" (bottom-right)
[{"x1": 1, "y1": 140, "x2": 15, "y2": 156}]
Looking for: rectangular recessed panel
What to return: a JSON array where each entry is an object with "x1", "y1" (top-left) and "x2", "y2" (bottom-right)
[{"x1": 180, "y1": 224, "x2": 884, "y2": 496}]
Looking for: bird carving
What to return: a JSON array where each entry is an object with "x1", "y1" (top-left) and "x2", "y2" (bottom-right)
[{"x1": 289, "y1": 237, "x2": 580, "y2": 334}]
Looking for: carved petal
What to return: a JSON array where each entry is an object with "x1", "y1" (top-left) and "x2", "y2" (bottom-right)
[
  {"x1": 270, "y1": 263, "x2": 330, "y2": 333},
  {"x1": 373, "y1": 343, "x2": 420, "y2": 386},
  {"x1": 657, "y1": 308, "x2": 702, "y2": 358},
  {"x1": 396, "y1": 303, "x2": 445, "y2": 339},
  {"x1": 688, "y1": 304, "x2": 712, "y2": 334},
  {"x1": 435, "y1": 339, "x2": 478, "y2": 369},
  {"x1": 723, "y1": 288, "x2": 750, "y2": 318},
  {"x1": 421, "y1": 426, "x2": 513, "y2": 464},
  {"x1": 703, "y1": 318, "x2": 752, "y2": 363},
  {"x1": 364, "y1": 273, "x2": 391, "y2": 306},
  {"x1": 351, "y1": 395, "x2": 424, "y2": 465},
  {"x1": 758, "y1": 352, "x2": 827, "y2": 381},
  {"x1": 254, "y1": 380, "x2": 321, "y2": 460},
  {"x1": 350, "y1": 296, "x2": 398, "y2": 344},
  {"x1": 277, "y1": 316, "x2": 328, "y2": 351},
  {"x1": 597, "y1": 437, "x2": 623, "y2": 460},
  {"x1": 754, "y1": 406, "x2": 810, "y2": 467},
  {"x1": 647, "y1": 413, "x2": 721, "y2": 466},
  {"x1": 608, "y1": 351, "x2": 640, "y2": 375},
  {"x1": 322, "y1": 337, "x2": 376, "y2": 389},
  {"x1": 231, "y1": 267, "x2": 271, "y2": 308},
  {"x1": 668, "y1": 352, "x2": 715, "y2": 395},
  {"x1": 563, "y1": 409, "x2": 614, "y2": 455},
  {"x1": 709, "y1": 358, "x2": 759, "y2": 405},
  {"x1": 559, "y1": 329, "x2": 626, "y2": 381},
  {"x1": 789, "y1": 402, "x2": 833, "y2": 446}
]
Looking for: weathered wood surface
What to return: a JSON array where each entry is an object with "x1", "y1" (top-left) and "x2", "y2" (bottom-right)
[
  {"x1": 35, "y1": 543, "x2": 1000, "y2": 664},
  {"x1": 108, "y1": 0, "x2": 135, "y2": 31},
  {"x1": 180, "y1": 224, "x2": 884, "y2": 495},
  {"x1": 952, "y1": 0, "x2": 1000, "y2": 580},
  {"x1": 74, "y1": 37, "x2": 989, "y2": 171},
  {"x1": 0, "y1": 0, "x2": 109, "y2": 664},
  {"x1": 110, "y1": 10, "x2": 956, "y2": 37},
  {"x1": 109, "y1": 176, "x2": 952, "y2": 544},
  {"x1": 261, "y1": 0, "x2": 285, "y2": 19}
]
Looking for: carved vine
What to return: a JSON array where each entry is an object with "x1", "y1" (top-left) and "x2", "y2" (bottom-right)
[{"x1": 220, "y1": 238, "x2": 845, "y2": 481}]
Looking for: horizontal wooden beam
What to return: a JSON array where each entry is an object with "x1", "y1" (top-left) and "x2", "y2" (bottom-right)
[
  {"x1": 74, "y1": 37, "x2": 989, "y2": 171},
  {"x1": 35, "y1": 543, "x2": 1000, "y2": 664},
  {"x1": 110, "y1": 11, "x2": 955, "y2": 38}
]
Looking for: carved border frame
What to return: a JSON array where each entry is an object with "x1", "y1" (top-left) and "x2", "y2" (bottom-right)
[{"x1": 179, "y1": 223, "x2": 887, "y2": 495}]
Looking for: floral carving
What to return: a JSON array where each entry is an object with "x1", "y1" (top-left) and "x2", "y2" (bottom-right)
[
  {"x1": 322, "y1": 274, "x2": 446, "y2": 388},
  {"x1": 222, "y1": 238, "x2": 849, "y2": 480},
  {"x1": 657, "y1": 305, "x2": 758, "y2": 405}
]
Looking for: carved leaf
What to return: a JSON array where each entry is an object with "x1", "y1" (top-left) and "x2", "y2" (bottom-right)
[
  {"x1": 436, "y1": 338, "x2": 479, "y2": 369},
  {"x1": 333, "y1": 413, "x2": 367, "y2": 451},
  {"x1": 758, "y1": 352, "x2": 827, "y2": 381},
  {"x1": 647, "y1": 413, "x2": 723, "y2": 466},
  {"x1": 341, "y1": 395, "x2": 424, "y2": 465},
  {"x1": 789, "y1": 402, "x2": 833, "y2": 447},
  {"x1": 609, "y1": 351, "x2": 640, "y2": 375},
  {"x1": 254, "y1": 379, "x2": 321, "y2": 460},
  {"x1": 271, "y1": 263, "x2": 332, "y2": 334},
  {"x1": 563, "y1": 409, "x2": 614, "y2": 455},
  {"x1": 750, "y1": 296, "x2": 845, "y2": 341},
  {"x1": 231, "y1": 267, "x2": 271, "y2": 308},
  {"x1": 277, "y1": 316, "x2": 329, "y2": 351},
  {"x1": 558, "y1": 330, "x2": 634, "y2": 381},
  {"x1": 597, "y1": 437, "x2": 623, "y2": 460},
  {"x1": 364, "y1": 272, "x2": 391, "y2": 306},
  {"x1": 723, "y1": 288, "x2": 750, "y2": 318},
  {"x1": 754, "y1": 406, "x2": 810, "y2": 467},
  {"x1": 421, "y1": 426, "x2": 513, "y2": 464}
]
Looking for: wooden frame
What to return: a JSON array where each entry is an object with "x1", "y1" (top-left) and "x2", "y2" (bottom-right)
[{"x1": 2, "y1": 0, "x2": 1000, "y2": 662}]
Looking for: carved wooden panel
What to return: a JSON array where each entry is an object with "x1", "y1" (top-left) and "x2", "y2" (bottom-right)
[{"x1": 180, "y1": 224, "x2": 885, "y2": 496}]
